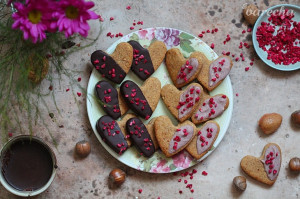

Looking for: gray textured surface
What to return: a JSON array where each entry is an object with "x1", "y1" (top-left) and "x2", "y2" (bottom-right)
[{"x1": 1, "y1": 0, "x2": 300, "y2": 198}]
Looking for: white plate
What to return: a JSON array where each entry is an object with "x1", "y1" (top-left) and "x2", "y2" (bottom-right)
[{"x1": 86, "y1": 27, "x2": 233, "y2": 173}]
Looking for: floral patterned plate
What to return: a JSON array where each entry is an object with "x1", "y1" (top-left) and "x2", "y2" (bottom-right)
[{"x1": 86, "y1": 27, "x2": 233, "y2": 173}]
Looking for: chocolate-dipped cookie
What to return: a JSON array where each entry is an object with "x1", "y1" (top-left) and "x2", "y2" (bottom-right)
[
  {"x1": 120, "y1": 77, "x2": 161, "y2": 120},
  {"x1": 128, "y1": 40, "x2": 167, "y2": 80},
  {"x1": 126, "y1": 117, "x2": 155, "y2": 157},
  {"x1": 91, "y1": 42, "x2": 133, "y2": 84},
  {"x1": 128, "y1": 40, "x2": 154, "y2": 80},
  {"x1": 95, "y1": 81, "x2": 128, "y2": 119},
  {"x1": 96, "y1": 115, "x2": 129, "y2": 155}
]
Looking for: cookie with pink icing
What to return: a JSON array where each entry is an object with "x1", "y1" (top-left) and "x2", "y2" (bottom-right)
[
  {"x1": 197, "y1": 55, "x2": 233, "y2": 91},
  {"x1": 191, "y1": 93, "x2": 229, "y2": 125},
  {"x1": 154, "y1": 115, "x2": 196, "y2": 157},
  {"x1": 241, "y1": 143, "x2": 282, "y2": 185},
  {"x1": 161, "y1": 83, "x2": 203, "y2": 122},
  {"x1": 165, "y1": 48, "x2": 206, "y2": 88},
  {"x1": 186, "y1": 121, "x2": 220, "y2": 160}
]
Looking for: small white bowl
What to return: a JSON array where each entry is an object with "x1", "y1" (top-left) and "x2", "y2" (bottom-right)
[{"x1": 0, "y1": 135, "x2": 57, "y2": 197}]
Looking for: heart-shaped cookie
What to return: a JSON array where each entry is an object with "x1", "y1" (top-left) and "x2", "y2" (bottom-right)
[
  {"x1": 128, "y1": 40, "x2": 167, "y2": 80},
  {"x1": 186, "y1": 121, "x2": 220, "y2": 160},
  {"x1": 126, "y1": 117, "x2": 156, "y2": 157},
  {"x1": 95, "y1": 80, "x2": 129, "y2": 119},
  {"x1": 191, "y1": 93, "x2": 229, "y2": 125},
  {"x1": 120, "y1": 77, "x2": 161, "y2": 120},
  {"x1": 240, "y1": 143, "x2": 281, "y2": 185},
  {"x1": 96, "y1": 114, "x2": 135, "y2": 155},
  {"x1": 91, "y1": 42, "x2": 133, "y2": 84},
  {"x1": 197, "y1": 55, "x2": 233, "y2": 91},
  {"x1": 165, "y1": 48, "x2": 206, "y2": 88},
  {"x1": 154, "y1": 116, "x2": 196, "y2": 157},
  {"x1": 161, "y1": 83, "x2": 203, "y2": 122}
]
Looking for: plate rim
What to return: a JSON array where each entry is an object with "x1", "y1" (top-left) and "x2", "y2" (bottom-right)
[
  {"x1": 252, "y1": 4, "x2": 300, "y2": 71},
  {"x1": 86, "y1": 27, "x2": 233, "y2": 173}
]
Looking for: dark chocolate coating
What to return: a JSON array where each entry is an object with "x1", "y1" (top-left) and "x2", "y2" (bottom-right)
[
  {"x1": 126, "y1": 117, "x2": 155, "y2": 157},
  {"x1": 96, "y1": 115, "x2": 128, "y2": 155},
  {"x1": 91, "y1": 50, "x2": 126, "y2": 84},
  {"x1": 128, "y1": 40, "x2": 154, "y2": 80},
  {"x1": 120, "y1": 80, "x2": 152, "y2": 119},
  {"x1": 95, "y1": 81, "x2": 121, "y2": 120}
]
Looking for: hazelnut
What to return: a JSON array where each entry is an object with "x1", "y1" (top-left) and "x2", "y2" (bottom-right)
[
  {"x1": 109, "y1": 168, "x2": 126, "y2": 186},
  {"x1": 258, "y1": 113, "x2": 282, "y2": 135},
  {"x1": 75, "y1": 140, "x2": 91, "y2": 158},
  {"x1": 289, "y1": 157, "x2": 300, "y2": 171},
  {"x1": 233, "y1": 176, "x2": 247, "y2": 191},
  {"x1": 291, "y1": 110, "x2": 300, "y2": 127},
  {"x1": 243, "y1": 4, "x2": 259, "y2": 26}
]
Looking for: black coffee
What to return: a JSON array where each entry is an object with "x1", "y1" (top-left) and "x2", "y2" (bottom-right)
[{"x1": 1, "y1": 139, "x2": 53, "y2": 191}]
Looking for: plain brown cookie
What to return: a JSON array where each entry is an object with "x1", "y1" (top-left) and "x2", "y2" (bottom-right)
[
  {"x1": 145, "y1": 117, "x2": 159, "y2": 150},
  {"x1": 111, "y1": 42, "x2": 133, "y2": 73},
  {"x1": 140, "y1": 77, "x2": 161, "y2": 112},
  {"x1": 186, "y1": 121, "x2": 219, "y2": 160},
  {"x1": 154, "y1": 116, "x2": 196, "y2": 157},
  {"x1": 165, "y1": 48, "x2": 205, "y2": 88},
  {"x1": 117, "y1": 113, "x2": 136, "y2": 146},
  {"x1": 117, "y1": 88, "x2": 129, "y2": 115},
  {"x1": 197, "y1": 55, "x2": 233, "y2": 91},
  {"x1": 148, "y1": 41, "x2": 167, "y2": 71},
  {"x1": 240, "y1": 143, "x2": 282, "y2": 186},
  {"x1": 161, "y1": 83, "x2": 203, "y2": 122},
  {"x1": 191, "y1": 94, "x2": 229, "y2": 125}
]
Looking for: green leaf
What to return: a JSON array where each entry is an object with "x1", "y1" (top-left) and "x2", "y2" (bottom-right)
[
  {"x1": 129, "y1": 33, "x2": 139, "y2": 41},
  {"x1": 169, "y1": 164, "x2": 177, "y2": 171},
  {"x1": 179, "y1": 32, "x2": 194, "y2": 40},
  {"x1": 143, "y1": 158, "x2": 155, "y2": 172},
  {"x1": 180, "y1": 40, "x2": 195, "y2": 53}
]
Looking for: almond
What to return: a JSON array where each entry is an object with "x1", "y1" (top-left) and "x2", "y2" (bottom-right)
[
  {"x1": 258, "y1": 113, "x2": 282, "y2": 135},
  {"x1": 243, "y1": 4, "x2": 259, "y2": 26}
]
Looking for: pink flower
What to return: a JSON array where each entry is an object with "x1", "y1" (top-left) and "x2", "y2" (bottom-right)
[
  {"x1": 172, "y1": 150, "x2": 193, "y2": 168},
  {"x1": 156, "y1": 28, "x2": 180, "y2": 48},
  {"x1": 150, "y1": 159, "x2": 171, "y2": 173},
  {"x1": 138, "y1": 28, "x2": 155, "y2": 40},
  {"x1": 12, "y1": 0, "x2": 54, "y2": 43},
  {"x1": 53, "y1": 0, "x2": 99, "y2": 38}
]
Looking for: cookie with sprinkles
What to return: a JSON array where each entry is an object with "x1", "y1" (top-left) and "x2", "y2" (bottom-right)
[
  {"x1": 161, "y1": 83, "x2": 203, "y2": 122},
  {"x1": 165, "y1": 48, "x2": 206, "y2": 88},
  {"x1": 197, "y1": 55, "x2": 233, "y2": 91},
  {"x1": 186, "y1": 121, "x2": 220, "y2": 160},
  {"x1": 91, "y1": 42, "x2": 133, "y2": 84},
  {"x1": 154, "y1": 115, "x2": 196, "y2": 157},
  {"x1": 120, "y1": 77, "x2": 161, "y2": 120},
  {"x1": 95, "y1": 80, "x2": 129, "y2": 119},
  {"x1": 128, "y1": 40, "x2": 166, "y2": 80},
  {"x1": 241, "y1": 143, "x2": 282, "y2": 185},
  {"x1": 191, "y1": 93, "x2": 229, "y2": 125}
]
